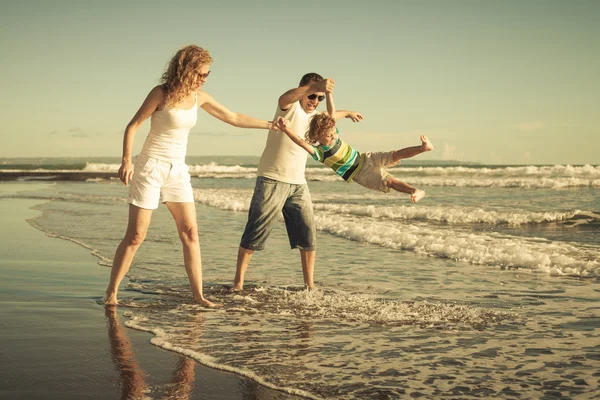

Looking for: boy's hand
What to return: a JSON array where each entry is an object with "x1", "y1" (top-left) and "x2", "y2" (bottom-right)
[
  {"x1": 275, "y1": 116, "x2": 289, "y2": 131},
  {"x1": 315, "y1": 78, "x2": 335, "y2": 94},
  {"x1": 346, "y1": 112, "x2": 363, "y2": 122}
]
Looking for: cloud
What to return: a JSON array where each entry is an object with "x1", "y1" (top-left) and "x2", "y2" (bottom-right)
[
  {"x1": 514, "y1": 121, "x2": 544, "y2": 131},
  {"x1": 67, "y1": 126, "x2": 90, "y2": 137},
  {"x1": 68, "y1": 126, "x2": 85, "y2": 134}
]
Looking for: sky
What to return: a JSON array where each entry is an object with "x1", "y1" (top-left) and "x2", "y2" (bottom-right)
[{"x1": 1, "y1": 0, "x2": 598, "y2": 165}]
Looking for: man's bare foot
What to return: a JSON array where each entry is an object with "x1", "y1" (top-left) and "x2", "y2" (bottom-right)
[
  {"x1": 103, "y1": 292, "x2": 118, "y2": 306},
  {"x1": 195, "y1": 297, "x2": 222, "y2": 308},
  {"x1": 411, "y1": 189, "x2": 425, "y2": 203},
  {"x1": 420, "y1": 135, "x2": 433, "y2": 151}
]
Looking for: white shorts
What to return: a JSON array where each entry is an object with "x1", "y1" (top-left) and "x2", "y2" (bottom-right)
[
  {"x1": 127, "y1": 155, "x2": 194, "y2": 210},
  {"x1": 352, "y1": 151, "x2": 398, "y2": 193}
]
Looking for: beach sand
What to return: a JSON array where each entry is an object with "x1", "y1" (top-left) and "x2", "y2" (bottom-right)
[{"x1": 0, "y1": 184, "x2": 302, "y2": 400}]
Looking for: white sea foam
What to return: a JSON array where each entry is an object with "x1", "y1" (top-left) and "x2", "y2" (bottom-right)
[
  {"x1": 222, "y1": 287, "x2": 516, "y2": 327},
  {"x1": 82, "y1": 163, "x2": 120, "y2": 172},
  {"x1": 313, "y1": 203, "x2": 591, "y2": 226},
  {"x1": 124, "y1": 312, "x2": 322, "y2": 400},
  {"x1": 193, "y1": 189, "x2": 595, "y2": 226},
  {"x1": 315, "y1": 212, "x2": 600, "y2": 277},
  {"x1": 192, "y1": 189, "x2": 599, "y2": 276}
]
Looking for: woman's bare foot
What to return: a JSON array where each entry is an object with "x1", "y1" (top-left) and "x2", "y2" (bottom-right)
[
  {"x1": 103, "y1": 292, "x2": 118, "y2": 306},
  {"x1": 411, "y1": 189, "x2": 425, "y2": 203},
  {"x1": 195, "y1": 297, "x2": 222, "y2": 308},
  {"x1": 420, "y1": 135, "x2": 433, "y2": 151}
]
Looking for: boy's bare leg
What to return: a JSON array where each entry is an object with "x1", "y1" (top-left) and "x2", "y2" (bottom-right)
[
  {"x1": 386, "y1": 178, "x2": 425, "y2": 203},
  {"x1": 300, "y1": 249, "x2": 315, "y2": 289},
  {"x1": 392, "y1": 135, "x2": 434, "y2": 163},
  {"x1": 233, "y1": 246, "x2": 254, "y2": 290}
]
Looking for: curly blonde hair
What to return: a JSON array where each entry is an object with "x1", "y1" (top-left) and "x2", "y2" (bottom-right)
[
  {"x1": 160, "y1": 45, "x2": 213, "y2": 108},
  {"x1": 305, "y1": 113, "x2": 336, "y2": 144}
]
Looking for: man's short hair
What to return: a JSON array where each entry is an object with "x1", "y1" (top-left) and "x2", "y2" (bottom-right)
[{"x1": 299, "y1": 73, "x2": 324, "y2": 87}]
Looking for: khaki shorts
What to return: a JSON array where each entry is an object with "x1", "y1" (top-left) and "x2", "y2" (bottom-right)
[
  {"x1": 352, "y1": 151, "x2": 399, "y2": 193},
  {"x1": 127, "y1": 155, "x2": 194, "y2": 210}
]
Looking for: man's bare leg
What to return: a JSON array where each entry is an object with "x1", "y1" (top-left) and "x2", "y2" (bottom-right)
[
  {"x1": 233, "y1": 246, "x2": 254, "y2": 291},
  {"x1": 300, "y1": 249, "x2": 315, "y2": 289}
]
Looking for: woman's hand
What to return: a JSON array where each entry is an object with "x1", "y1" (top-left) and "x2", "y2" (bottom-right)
[{"x1": 118, "y1": 159, "x2": 134, "y2": 185}]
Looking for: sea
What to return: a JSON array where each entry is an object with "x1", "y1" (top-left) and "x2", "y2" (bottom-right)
[{"x1": 2, "y1": 156, "x2": 599, "y2": 399}]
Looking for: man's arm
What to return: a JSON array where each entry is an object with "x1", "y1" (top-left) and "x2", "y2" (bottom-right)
[
  {"x1": 333, "y1": 110, "x2": 363, "y2": 122},
  {"x1": 278, "y1": 78, "x2": 335, "y2": 110},
  {"x1": 275, "y1": 117, "x2": 315, "y2": 155}
]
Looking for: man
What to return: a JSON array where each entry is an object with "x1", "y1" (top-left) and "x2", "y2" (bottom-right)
[{"x1": 233, "y1": 73, "x2": 362, "y2": 290}]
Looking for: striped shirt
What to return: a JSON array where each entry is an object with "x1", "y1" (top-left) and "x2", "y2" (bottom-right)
[{"x1": 311, "y1": 130, "x2": 363, "y2": 182}]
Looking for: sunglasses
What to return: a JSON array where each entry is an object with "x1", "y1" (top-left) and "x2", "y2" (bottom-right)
[
  {"x1": 197, "y1": 71, "x2": 211, "y2": 80},
  {"x1": 307, "y1": 94, "x2": 325, "y2": 102}
]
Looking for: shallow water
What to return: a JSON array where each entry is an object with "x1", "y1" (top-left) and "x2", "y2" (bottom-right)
[{"x1": 4, "y1": 162, "x2": 599, "y2": 399}]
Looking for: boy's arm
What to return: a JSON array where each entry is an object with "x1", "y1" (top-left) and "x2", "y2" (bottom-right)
[
  {"x1": 333, "y1": 110, "x2": 363, "y2": 122},
  {"x1": 326, "y1": 92, "x2": 335, "y2": 117},
  {"x1": 275, "y1": 118, "x2": 315, "y2": 156},
  {"x1": 278, "y1": 78, "x2": 335, "y2": 110}
]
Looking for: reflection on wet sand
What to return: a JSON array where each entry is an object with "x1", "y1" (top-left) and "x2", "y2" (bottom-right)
[{"x1": 105, "y1": 307, "x2": 196, "y2": 399}]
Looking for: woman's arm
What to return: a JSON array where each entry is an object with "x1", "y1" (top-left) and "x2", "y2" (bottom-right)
[
  {"x1": 199, "y1": 91, "x2": 276, "y2": 130},
  {"x1": 119, "y1": 85, "x2": 164, "y2": 185},
  {"x1": 275, "y1": 117, "x2": 315, "y2": 155}
]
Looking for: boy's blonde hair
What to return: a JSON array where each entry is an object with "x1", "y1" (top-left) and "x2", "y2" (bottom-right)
[
  {"x1": 160, "y1": 45, "x2": 213, "y2": 108},
  {"x1": 305, "y1": 113, "x2": 336, "y2": 144}
]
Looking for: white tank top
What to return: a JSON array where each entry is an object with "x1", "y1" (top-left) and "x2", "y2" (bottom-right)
[
  {"x1": 257, "y1": 102, "x2": 316, "y2": 184},
  {"x1": 139, "y1": 93, "x2": 198, "y2": 163}
]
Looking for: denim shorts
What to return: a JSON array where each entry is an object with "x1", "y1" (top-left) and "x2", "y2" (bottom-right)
[{"x1": 240, "y1": 176, "x2": 316, "y2": 251}]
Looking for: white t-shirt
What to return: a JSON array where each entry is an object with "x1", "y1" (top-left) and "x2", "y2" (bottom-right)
[{"x1": 257, "y1": 102, "x2": 316, "y2": 184}]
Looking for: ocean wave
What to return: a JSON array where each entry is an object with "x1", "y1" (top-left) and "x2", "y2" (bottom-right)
[
  {"x1": 191, "y1": 189, "x2": 599, "y2": 276},
  {"x1": 315, "y1": 212, "x2": 600, "y2": 277},
  {"x1": 313, "y1": 203, "x2": 594, "y2": 226},
  {"x1": 193, "y1": 189, "x2": 598, "y2": 226}
]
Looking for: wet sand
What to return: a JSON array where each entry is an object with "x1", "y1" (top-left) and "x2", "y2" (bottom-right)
[{"x1": 0, "y1": 184, "x2": 302, "y2": 400}]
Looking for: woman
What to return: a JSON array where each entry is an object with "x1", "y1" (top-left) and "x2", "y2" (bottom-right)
[{"x1": 104, "y1": 45, "x2": 276, "y2": 308}]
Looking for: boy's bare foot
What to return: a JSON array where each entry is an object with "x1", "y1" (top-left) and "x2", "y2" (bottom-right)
[
  {"x1": 420, "y1": 135, "x2": 433, "y2": 151},
  {"x1": 411, "y1": 189, "x2": 425, "y2": 203},
  {"x1": 103, "y1": 292, "x2": 118, "y2": 306}
]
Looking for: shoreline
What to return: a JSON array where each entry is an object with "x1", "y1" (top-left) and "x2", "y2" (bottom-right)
[{"x1": 0, "y1": 184, "x2": 304, "y2": 400}]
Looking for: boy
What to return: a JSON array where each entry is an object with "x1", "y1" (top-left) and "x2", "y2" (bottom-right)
[{"x1": 275, "y1": 92, "x2": 433, "y2": 202}]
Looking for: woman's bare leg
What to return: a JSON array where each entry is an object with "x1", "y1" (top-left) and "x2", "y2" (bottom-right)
[
  {"x1": 165, "y1": 202, "x2": 220, "y2": 308},
  {"x1": 104, "y1": 204, "x2": 153, "y2": 306}
]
